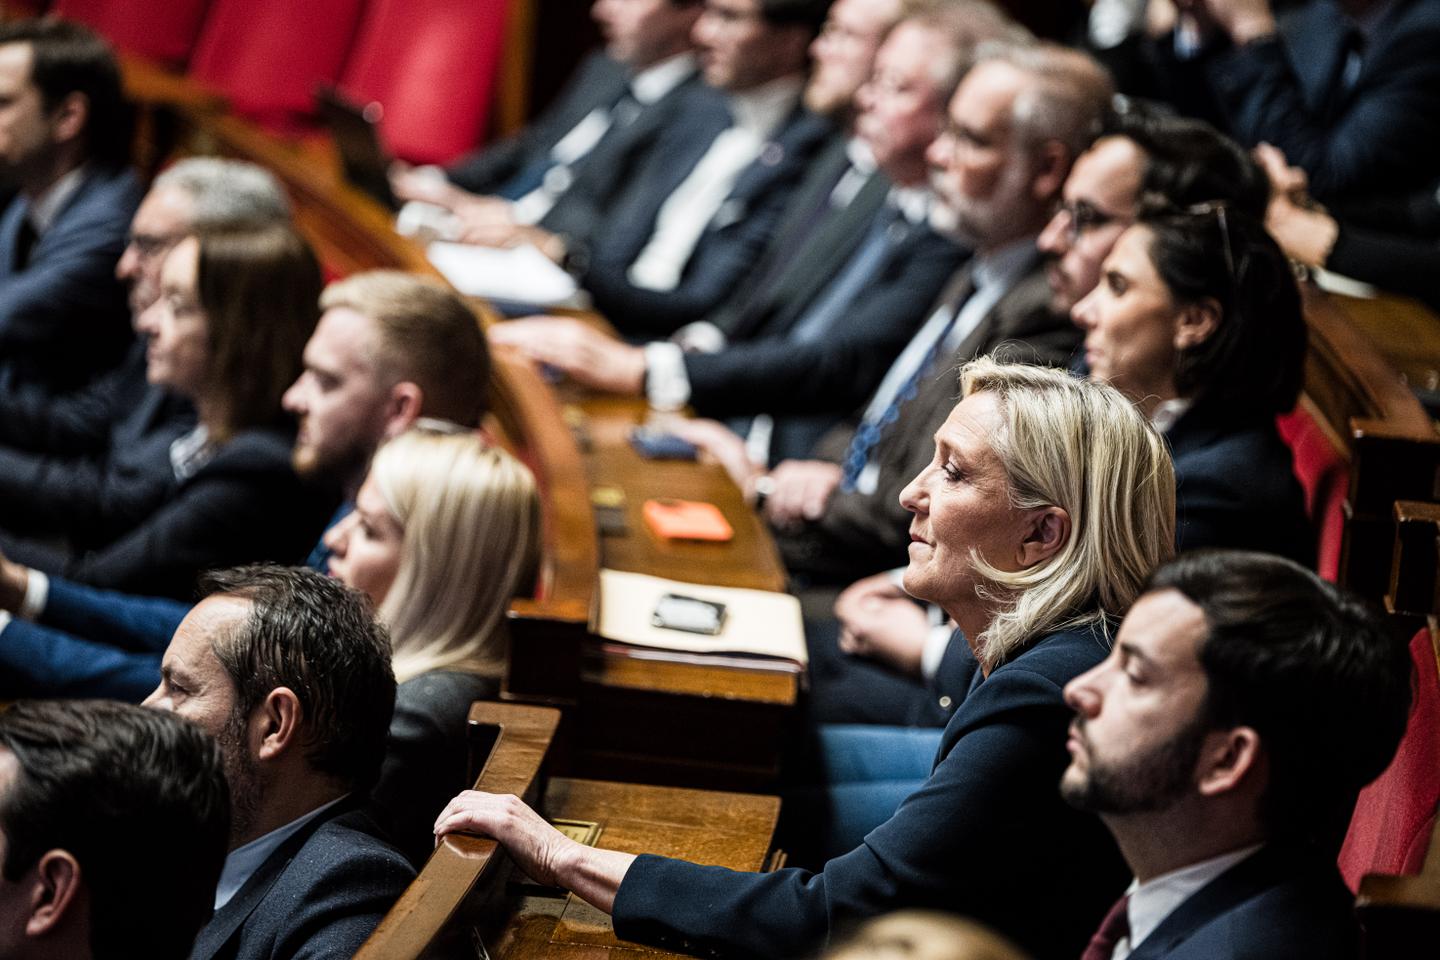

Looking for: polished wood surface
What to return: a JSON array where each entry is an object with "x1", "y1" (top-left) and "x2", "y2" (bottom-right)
[
  {"x1": 357, "y1": 702, "x2": 562, "y2": 960},
  {"x1": 494, "y1": 777, "x2": 780, "y2": 960}
]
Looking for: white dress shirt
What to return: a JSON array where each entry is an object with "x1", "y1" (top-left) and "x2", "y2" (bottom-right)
[
  {"x1": 24, "y1": 165, "x2": 87, "y2": 235},
  {"x1": 626, "y1": 74, "x2": 803, "y2": 292},
  {"x1": 1112, "y1": 844, "x2": 1266, "y2": 959}
]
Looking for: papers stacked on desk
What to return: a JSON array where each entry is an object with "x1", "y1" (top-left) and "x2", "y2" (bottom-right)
[
  {"x1": 426, "y1": 240, "x2": 590, "y2": 310},
  {"x1": 597, "y1": 568, "x2": 807, "y2": 672}
]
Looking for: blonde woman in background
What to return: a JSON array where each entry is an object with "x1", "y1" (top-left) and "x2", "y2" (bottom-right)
[
  {"x1": 324, "y1": 427, "x2": 540, "y2": 864},
  {"x1": 824, "y1": 911, "x2": 1029, "y2": 960}
]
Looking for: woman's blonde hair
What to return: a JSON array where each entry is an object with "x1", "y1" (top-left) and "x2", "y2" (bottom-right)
[
  {"x1": 823, "y1": 910, "x2": 1030, "y2": 960},
  {"x1": 369, "y1": 430, "x2": 541, "y2": 683},
  {"x1": 959, "y1": 357, "x2": 1175, "y2": 669}
]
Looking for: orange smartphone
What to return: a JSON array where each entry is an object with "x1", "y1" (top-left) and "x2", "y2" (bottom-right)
[{"x1": 642, "y1": 498, "x2": 734, "y2": 541}]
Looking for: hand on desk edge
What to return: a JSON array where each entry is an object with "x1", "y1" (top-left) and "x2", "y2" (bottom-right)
[
  {"x1": 489, "y1": 317, "x2": 647, "y2": 394},
  {"x1": 434, "y1": 790, "x2": 636, "y2": 914}
]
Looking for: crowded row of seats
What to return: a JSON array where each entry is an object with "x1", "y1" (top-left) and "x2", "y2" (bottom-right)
[
  {"x1": 3, "y1": 0, "x2": 1440, "y2": 958},
  {"x1": 39, "y1": 0, "x2": 513, "y2": 162}
]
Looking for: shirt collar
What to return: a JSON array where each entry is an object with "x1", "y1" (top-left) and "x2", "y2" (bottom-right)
[
  {"x1": 213, "y1": 795, "x2": 348, "y2": 911},
  {"x1": 845, "y1": 137, "x2": 877, "y2": 175},
  {"x1": 1127, "y1": 843, "x2": 1266, "y2": 950},
  {"x1": 727, "y1": 74, "x2": 804, "y2": 137},
  {"x1": 25, "y1": 165, "x2": 87, "y2": 235},
  {"x1": 1150, "y1": 397, "x2": 1192, "y2": 434},
  {"x1": 889, "y1": 185, "x2": 933, "y2": 225},
  {"x1": 973, "y1": 234, "x2": 1038, "y2": 293},
  {"x1": 630, "y1": 52, "x2": 698, "y2": 104}
]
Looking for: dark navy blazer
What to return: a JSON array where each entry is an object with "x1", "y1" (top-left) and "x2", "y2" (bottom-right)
[
  {"x1": 188, "y1": 804, "x2": 414, "y2": 960},
  {"x1": 1126, "y1": 845, "x2": 1360, "y2": 960},
  {"x1": 0, "y1": 424, "x2": 338, "y2": 599},
  {"x1": 611, "y1": 620, "x2": 1128, "y2": 959},
  {"x1": 0, "y1": 342, "x2": 197, "y2": 543},
  {"x1": 0, "y1": 165, "x2": 143, "y2": 394},
  {"x1": 1167, "y1": 404, "x2": 1316, "y2": 569}
]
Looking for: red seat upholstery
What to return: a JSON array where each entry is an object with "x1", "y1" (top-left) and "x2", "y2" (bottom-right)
[
  {"x1": 336, "y1": 0, "x2": 510, "y2": 165},
  {"x1": 1277, "y1": 403, "x2": 1350, "y2": 582},
  {"x1": 187, "y1": 0, "x2": 367, "y2": 134},
  {"x1": 1338, "y1": 627, "x2": 1440, "y2": 892},
  {"x1": 53, "y1": 0, "x2": 212, "y2": 66}
]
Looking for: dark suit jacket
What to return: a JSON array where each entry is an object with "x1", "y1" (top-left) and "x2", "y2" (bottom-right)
[
  {"x1": 778, "y1": 259, "x2": 1078, "y2": 586},
  {"x1": 0, "y1": 165, "x2": 143, "y2": 394},
  {"x1": 370, "y1": 670, "x2": 500, "y2": 867},
  {"x1": 0, "y1": 342, "x2": 197, "y2": 542},
  {"x1": 582, "y1": 100, "x2": 835, "y2": 337},
  {"x1": 1099, "y1": 0, "x2": 1440, "y2": 208},
  {"x1": 703, "y1": 136, "x2": 887, "y2": 340},
  {"x1": 1168, "y1": 404, "x2": 1316, "y2": 569},
  {"x1": 612, "y1": 620, "x2": 1128, "y2": 959},
  {"x1": 447, "y1": 52, "x2": 705, "y2": 253},
  {"x1": 0, "y1": 424, "x2": 338, "y2": 599},
  {"x1": 189, "y1": 804, "x2": 415, "y2": 960},
  {"x1": 684, "y1": 208, "x2": 968, "y2": 424},
  {"x1": 1126, "y1": 846, "x2": 1359, "y2": 960},
  {"x1": 445, "y1": 53, "x2": 630, "y2": 196}
]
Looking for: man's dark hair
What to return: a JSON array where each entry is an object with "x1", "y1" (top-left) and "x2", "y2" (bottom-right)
[
  {"x1": 201, "y1": 565, "x2": 397, "y2": 793},
  {"x1": 0, "y1": 700, "x2": 229, "y2": 960},
  {"x1": 1148, "y1": 551, "x2": 1413, "y2": 847},
  {"x1": 1104, "y1": 98, "x2": 1269, "y2": 218},
  {"x1": 759, "y1": 0, "x2": 833, "y2": 36},
  {"x1": 0, "y1": 18, "x2": 132, "y2": 168},
  {"x1": 1138, "y1": 204, "x2": 1307, "y2": 417}
]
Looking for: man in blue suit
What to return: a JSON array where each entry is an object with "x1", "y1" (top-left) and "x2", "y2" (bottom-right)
[
  {"x1": 0, "y1": 19, "x2": 142, "y2": 395},
  {"x1": 1062, "y1": 551, "x2": 1411, "y2": 960},
  {"x1": 144, "y1": 566, "x2": 414, "y2": 960}
]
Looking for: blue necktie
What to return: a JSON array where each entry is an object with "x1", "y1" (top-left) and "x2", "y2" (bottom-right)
[
  {"x1": 839, "y1": 276, "x2": 974, "y2": 491},
  {"x1": 789, "y1": 205, "x2": 905, "y2": 344}
]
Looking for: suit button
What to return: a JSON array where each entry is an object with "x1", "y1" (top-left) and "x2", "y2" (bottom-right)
[{"x1": 938, "y1": 695, "x2": 953, "y2": 710}]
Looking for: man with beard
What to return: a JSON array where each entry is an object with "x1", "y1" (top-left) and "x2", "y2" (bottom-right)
[
  {"x1": 1061, "y1": 550, "x2": 1411, "y2": 960},
  {"x1": 144, "y1": 565, "x2": 413, "y2": 960}
]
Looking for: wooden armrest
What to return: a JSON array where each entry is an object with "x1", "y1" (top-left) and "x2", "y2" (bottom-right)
[
  {"x1": 119, "y1": 54, "x2": 226, "y2": 114},
  {"x1": 354, "y1": 702, "x2": 561, "y2": 960},
  {"x1": 1387, "y1": 502, "x2": 1440, "y2": 617}
]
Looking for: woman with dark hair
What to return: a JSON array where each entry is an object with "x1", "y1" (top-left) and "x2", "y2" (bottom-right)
[
  {"x1": 1072, "y1": 203, "x2": 1314, "y2": 565},
  {"x1": 0, "y1": 224, "x2": 337, "y2": 598}
]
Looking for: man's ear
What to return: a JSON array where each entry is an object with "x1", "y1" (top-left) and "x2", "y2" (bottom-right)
[
  {"x1": 254, "y1": 687, "x2": 304, "y2": 763},
  {"x1": 1175, "y1": 298, "x2": 1221, "y2": 351},
  {"x1": 49, "y1": 92, "x2": 88, "y2": 146},
  {"x1": 1196, "y1": 726, "x2": 1264, "y2": 798},
  {"x1": 381, "y1": 382, "x2": 425, "y2": 440},
  {"x1": 1030, "y1": 141, "x2": 1072, "y2": 204},
  {"x1": 1018, "y1": 506, "x2": 1070, "y2": 568},
  {"x1": 25, "y1": 850, "x2": 84, "y2": 938}
]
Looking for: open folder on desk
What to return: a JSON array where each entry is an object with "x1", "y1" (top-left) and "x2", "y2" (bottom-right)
[
  {"x1": 597, "y1": 569, "x2": 807, "y2": 671},
  {"x1": 425, "y1": 240, "x2": 590, "y2": 310}
]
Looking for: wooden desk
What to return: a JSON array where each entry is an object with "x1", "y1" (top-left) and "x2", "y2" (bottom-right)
[
  {"x1": 507, "y1": 388, "x2": 799, "y2": 790},
  {"x1": 493, "y1": 778, "x2": 779, "y2": 959}
]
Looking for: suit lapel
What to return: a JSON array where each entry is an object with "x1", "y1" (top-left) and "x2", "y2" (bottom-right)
[
  {"x1": 188, "y1": 805, "x2": 349, "y2": 960},
  {"x1": 0, "y1": 199, "x2": 27, "y2": 279},
  {"x1": 1126, "y1": 847, "x2": 1285, "y2": 960}
]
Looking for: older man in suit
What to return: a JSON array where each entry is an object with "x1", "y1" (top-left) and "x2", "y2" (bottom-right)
[
  {"x1": 757, "y1": 42, "x2": 1110, "y2": 589},
  {"x1": 1063, "y1": 550, "x2": 1411, "y2": 959},
  {"x1": 144, "y1": 565, "x2": 414, "y2": 960},
  {"x1": 0, "y1": 19, "x2": 142, "y2": 396},
  {"x1": 391, "y1": 0, "x2": 704, "y2": 252}
]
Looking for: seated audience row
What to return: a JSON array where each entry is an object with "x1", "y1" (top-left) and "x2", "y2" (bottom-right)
[{"x1": 0, "y1": 270, "x2": 491, "y2": 700}]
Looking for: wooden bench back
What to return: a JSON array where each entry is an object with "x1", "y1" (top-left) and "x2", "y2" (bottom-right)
[
  {"x1": 355, "y1": 702, "x2": 562, "y2": 960},
  {"x1": 1298, "y1": 287, "x2": 1440, "y2": 601}
]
